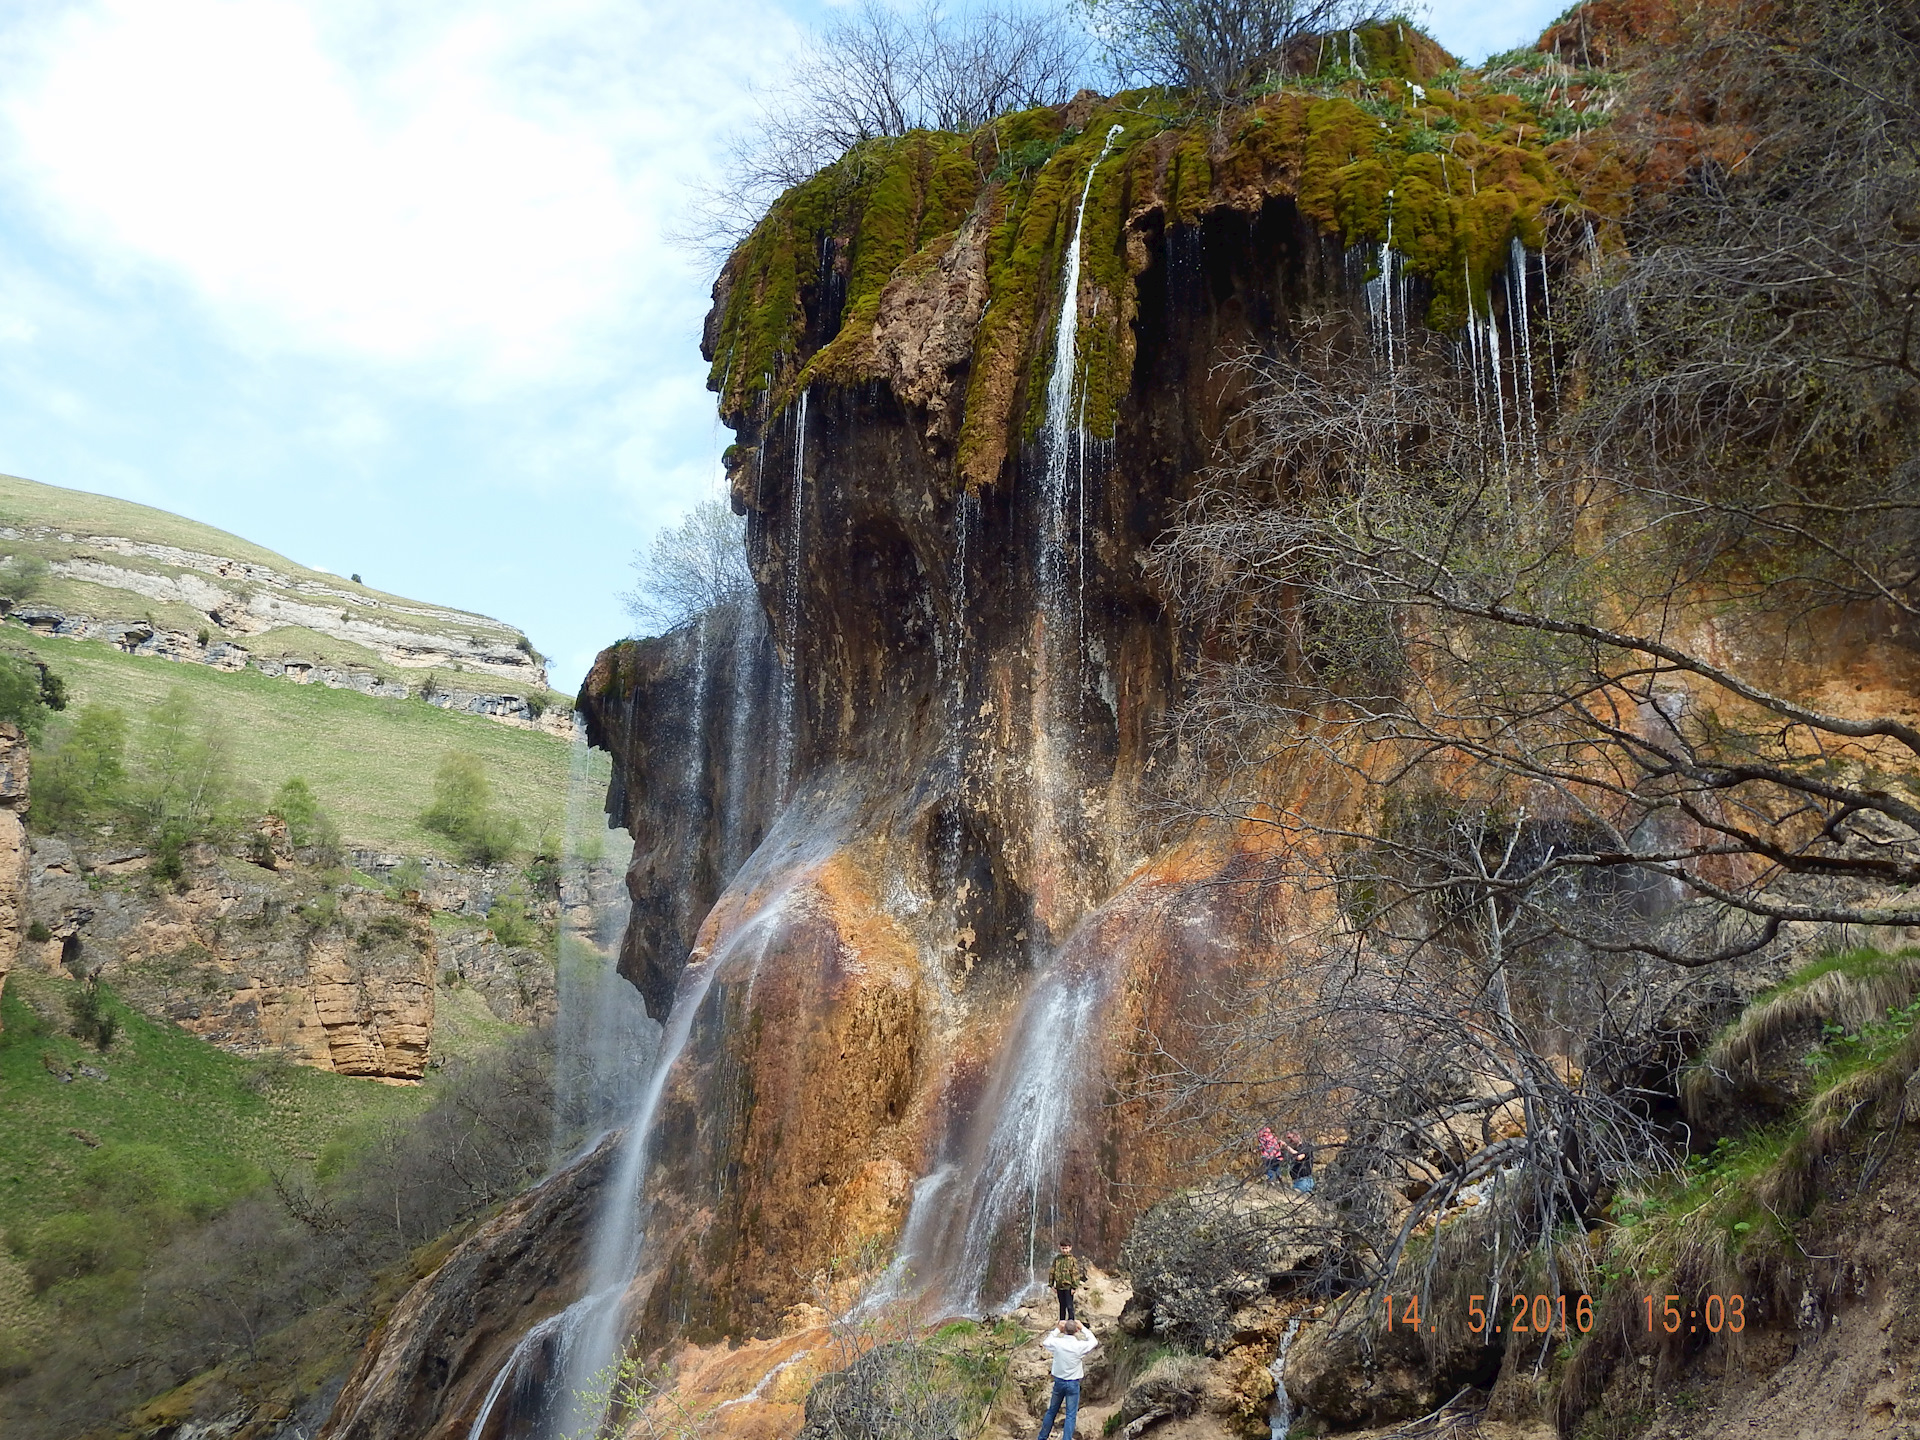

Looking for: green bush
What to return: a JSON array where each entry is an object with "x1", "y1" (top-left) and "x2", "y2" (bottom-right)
[
  {"x1": 269, "y1": 776, "x2": 343, "y2": 863},
  {"x1": 33, "y1": 703, "x2": 128, "y2": 831},
  {"x1": 485, "y1": 890, "x2": 544, "y2": 950},
  {"x1": 0, "y1": 653, "x2": 60, "y2": 738},
  {"x1": 419, "y1": 752, "x2": 522, "y2": 866},
  {"x1": 0, "y1": 554, "x2": 49, "y2": 605},
  {"x1": 66, "y1": 979, "x2": 118, "y2": 1052},
  {"x1": 21, "y1": 1211, "x2": 140, "y2": 1294},
  {"x1": 386, "y1": 855, "x2": 427, "y2": 898}
]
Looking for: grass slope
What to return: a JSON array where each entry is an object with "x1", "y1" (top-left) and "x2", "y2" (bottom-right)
[
  {"x1": 30, "y1": 633, "x2": 582, "y2": 856},
  {"x1": 0, "y1": 472, "x2": 505, "y2": 631},
  {"x1": 0, "y1": 967, "x2": 430, "y2": 1354}
]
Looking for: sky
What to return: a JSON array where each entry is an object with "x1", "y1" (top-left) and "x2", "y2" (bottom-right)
[{"x1": 0, "y1": 0, "x2": 1568, "y2": 694}]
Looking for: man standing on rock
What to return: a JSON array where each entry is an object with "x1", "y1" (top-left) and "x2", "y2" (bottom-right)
[
  {"x1": 1048, "y1": 1238, "x2": 1087, "y2": 1320},
  {"x1": 1036, "y1": 1318, "x2": 1098, "y2": 1440}
]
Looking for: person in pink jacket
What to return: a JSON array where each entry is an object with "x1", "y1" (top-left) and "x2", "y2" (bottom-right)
[{"x1": 1036, "y1": 1319, "x2": 1098, "y2": 1440}]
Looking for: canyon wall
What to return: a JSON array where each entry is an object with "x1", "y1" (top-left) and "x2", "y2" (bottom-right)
[
  {"x1": 575, "y1": 61, "x2": 1570, "y2": 1338},
  {"x1": 324, "y1": 36, "x2": 1602, "y2": 1438}
]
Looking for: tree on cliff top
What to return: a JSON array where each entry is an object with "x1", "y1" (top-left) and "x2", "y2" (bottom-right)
[
  {"x1": 1085, "y1": 0, "x2": 1372, "y2": 103},
  {"x1": 682, "y1": 1, "x2": 1090, "y2": 259},
  {"x1": 623, "y1": 498, "x2": 756, "y2": 632}
]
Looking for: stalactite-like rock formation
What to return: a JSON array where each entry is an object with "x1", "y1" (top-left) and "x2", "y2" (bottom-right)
[
  {"x1": 326, "y1": 26, "x2": 1636, "y2": 1437},
  {"x1": 567, "y1": 46, "x2": 1601, "y2": 1340}
]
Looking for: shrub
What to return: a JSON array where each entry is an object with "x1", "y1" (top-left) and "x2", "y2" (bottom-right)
[
  {"x1": 0, "y1": 653, "x2": 59, "y2": 738},
  {"x1": 269, "y1": 777, "x2": 342, "y2": 862},
  {"x1": 66, "y1": 978, "x2": 118, "y2": 1052},
  {"x1": 33, "y1": 704, "x2": 128, "y2": 831},
  {"x1": 485, "y1": 890, "x2": 544, "y2": 950},
  {"x1": 386, "y1": 855, "x2": 427, "y2": 898},
  {"x1": 419, "y1": 752, "x2": 522, "y2": 866},
  {"x1": 0, "y1": 554, "x2": 49, "y2": 604}
]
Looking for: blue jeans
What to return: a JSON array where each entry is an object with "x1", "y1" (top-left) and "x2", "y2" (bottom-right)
[
  {"x1": 1293, "y1": 1174, "x2": 1315, "y2": 1194},
  {"x1": 1037, "y1": 1377, "x2": 1081, "y2": 1440}
]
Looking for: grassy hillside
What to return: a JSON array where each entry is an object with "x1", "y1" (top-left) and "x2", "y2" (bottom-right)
[
  {"x1": 0, "y1": 967, "x2": 431, "y2": 1350},
  {"x1": 29, "y1": 633, "x2": 586, "y2": 856},
  {"x1": 0, "y1": 473, "x2": 501, "y2": 629}
]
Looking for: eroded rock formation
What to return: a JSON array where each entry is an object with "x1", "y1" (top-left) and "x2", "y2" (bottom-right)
[{"x1": 324, "y1": 27, "x2": 1717, "y2": 1437}]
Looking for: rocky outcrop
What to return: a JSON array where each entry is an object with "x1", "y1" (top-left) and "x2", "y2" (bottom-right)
[
  {"x1": 0, "y1": 725, "x2": 26, "y2": 1029},
  {"x1": 321, "y1": 1134, "x2": 622, "y2": 1440},
  {"x1": 0, "y1": 472, "x2": 573, "y2": 736},
  {"x1": 30, "y1": 839, "x2": 439, "y2": 1079}
]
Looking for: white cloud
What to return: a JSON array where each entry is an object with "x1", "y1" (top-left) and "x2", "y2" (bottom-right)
[{"x1": 0, "y1": 0, "x2": 797, "y2": 393}]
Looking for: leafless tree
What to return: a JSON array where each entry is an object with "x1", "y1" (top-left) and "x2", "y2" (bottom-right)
[
  {"x1": 683, "y1": 1, "x2": 1091, "y2": 262},
  {"x1": 1126, "y1": 0, "x2": 1920, "y2": 1334},
  {"x1": 1083, "y1": 0, "x2": 1368, "y2": 105},
  {"x1": 624, "y1": 499, "x2": 757, "y2": 633}
]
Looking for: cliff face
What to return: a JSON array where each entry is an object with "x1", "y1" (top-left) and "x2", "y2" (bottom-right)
[
  {"x1": 0, "y1": 472, "x2": 573, "y2": 736},
  {"x1": 331, "y1": 41, "x2": 1608, "y2": 1437},
  {"x1": 0, "y1": 726, "x2": 27, "y2": 1031},
  {"x1": 572, "y1": 61, "x2": 1579, "y2": 1339}
]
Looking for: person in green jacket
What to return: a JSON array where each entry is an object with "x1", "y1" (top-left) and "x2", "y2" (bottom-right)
[{"x1": 1049, "y1": 1239, "x2": 1087, "y2": 1321}]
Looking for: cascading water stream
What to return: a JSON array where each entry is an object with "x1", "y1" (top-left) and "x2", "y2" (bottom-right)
[
  {"x1": 776, "y1": 390, "x2": 809, "y2": 798},
  {"x1": 552, "y1": 726, "x2": 649, "y2": 1152},
  {"x1": 1508, "y1": 237, "x2": 1540, "y2": 460},
  {"x1": 947, "y1": 958, "x2": 1108, "y2": 1311},
  {"x1": 1268, "y1": 1317, "x2": 1302, "y2": 1440},
  {"x1": 1038, "y1": 123, "x2": 1125, "y2": 672},
  {"x1": 470, "y1": 906, "x2": 784, "y2": 1440}
]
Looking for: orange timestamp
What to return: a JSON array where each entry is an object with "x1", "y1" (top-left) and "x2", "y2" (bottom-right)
[{"x1": 1379, "y1": 1292, "x2": 1748, "y2": 1337}]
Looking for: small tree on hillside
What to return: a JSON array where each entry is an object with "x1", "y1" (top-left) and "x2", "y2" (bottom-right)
[
  {"x1": 420, "y1": 752, "x2": 522, "y2": 867},
  {"x1": 35, "y1": 703, "x2": 128, "y2": 831}
]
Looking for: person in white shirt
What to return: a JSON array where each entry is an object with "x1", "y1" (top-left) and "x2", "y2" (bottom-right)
[{"x1": 1036, "y1": 1319, "x2": 1098, "y2": 1440}]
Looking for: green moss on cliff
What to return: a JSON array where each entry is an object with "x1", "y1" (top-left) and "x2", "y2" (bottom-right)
[{"x1": 708, "y1": 31, "x2": 1585, "y2": 483}]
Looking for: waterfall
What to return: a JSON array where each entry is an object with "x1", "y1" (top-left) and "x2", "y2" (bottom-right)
[
  {"x1": 776, "y1": 390, "x2": 809, "y2": 797},
  {"x1": 1039, "y1": 123, "x2": 1124, "y2": 659},
  {"x1": 1508, "y1": 238, "x2": 1540, "y2": 460},
  {"x1": 1365, "y1": 207, "x2": 1399, "y2": 375},
  {"x1": 469, "y1": 906, "x2": 783, "y2": 1440},
  {"x1": 721, "y1": 603, "x2": 763, "y2": 874},
  {"x1": 552, "y1": 725, "x2": 650, "y2": 1150},
  {"x1": 946, "y1": 957, "x2": 1107, "y2": 1311},
  {"x1": 1268, "y1": 1317, "x2": 1302, "y2": 1440},
  {"x1": 551, "y1": 906, "x2": 779, "y2": 1437},
  {"x1": 465, "y1": 1295, "x2": 606, "y2": 1440},
  {"x1": 1484, "y1": 291, "x2": 1510, "y2": 469}
]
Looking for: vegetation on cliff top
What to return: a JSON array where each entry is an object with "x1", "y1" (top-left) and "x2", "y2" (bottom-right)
[{"x1": 706, "y1": 16, "x2": 1601, "y2": 486}]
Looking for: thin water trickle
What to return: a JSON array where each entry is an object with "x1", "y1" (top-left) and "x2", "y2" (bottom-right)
[
  {"x1": 776, "y1": 391, "x2": 809, "y2": 798},
  {"x1": 721, "y1": 604, "x2": 765, "y2": 875},
  {"x1": 1039, "y1": 124, "x2": 1125, "y2": 651},
  {"x1": 1268, "y1": 1317, "x2": 1302, "y2": 1440},
  {"x1": 552, "y1": 725, "x2": 648, "y2": 1152},
  {"x1": 1509, "y1": 238, "x2": 1540, "y2": 461},
  {"x1": 1484, "y1": 291, "x2": 1510, "y2": 470}
]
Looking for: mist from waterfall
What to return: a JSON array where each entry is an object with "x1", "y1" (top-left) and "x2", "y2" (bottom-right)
[{"x1": 552, "y1": 723, "x2": 652, "y2": 1159}]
